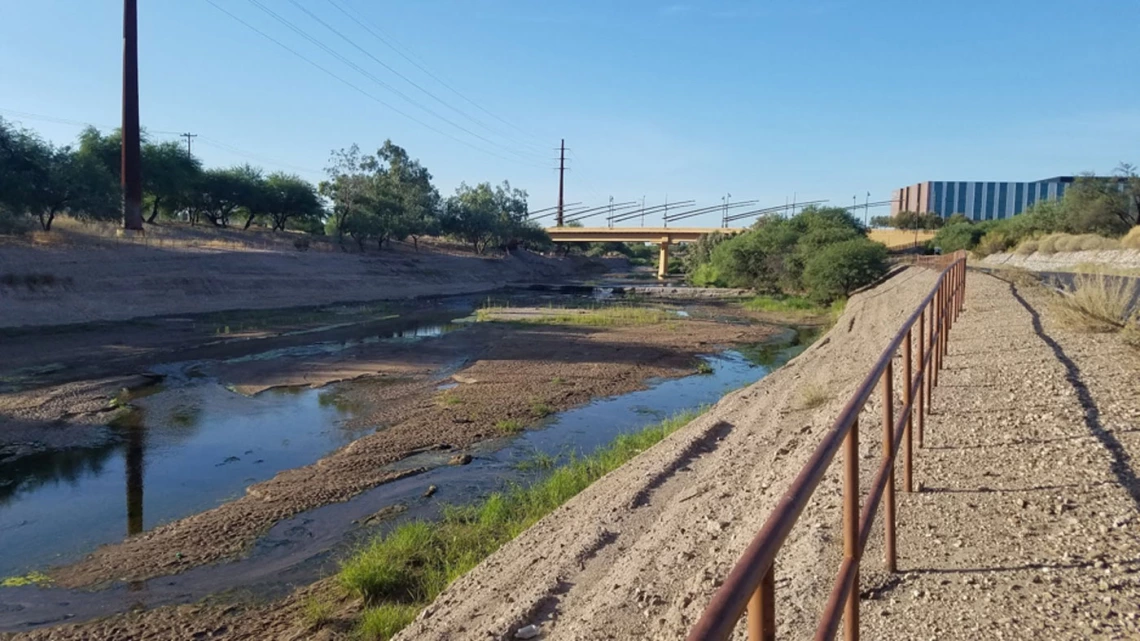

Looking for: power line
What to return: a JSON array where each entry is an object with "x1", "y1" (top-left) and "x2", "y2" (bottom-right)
[
  {"x1": 203, "y1": 0, "x2": 545, "y2": 169},
  {"x1": 331, "y1": 0, "x2": 550, "y2": 151},
  {"x1": 294, "y1": 0, "x2": 545, "y2": 157},
  {"x1": 237, "y1": 0, "x2": 547, "y2": 167}
]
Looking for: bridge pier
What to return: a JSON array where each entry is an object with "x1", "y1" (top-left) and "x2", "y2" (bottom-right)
[{"x1": 658, "y1": 237, "x2": 671, "y2": 279}]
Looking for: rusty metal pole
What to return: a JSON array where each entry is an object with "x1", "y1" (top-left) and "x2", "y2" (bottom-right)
[
  {"x1": 843, "y1": 419, "x2": 860, "y2": 640},
  {"x1": 748, "y1": 567, "x2": 776, "y2": 641},
  {"x1": 903, "y1": 330, "x2": 913, "y2": 492},
  {"x1": 881, "y1": 363, "x2": 896, "y2": 573},
  {"x1": 122, "y1": 0, "x2": 144, "y2": 231},
  {"x1": 917, "y1": 311, "x2": 925, "y2": 448},
  {"x1": 925, "y1": 301, "x2": 934, "y2": 409}
]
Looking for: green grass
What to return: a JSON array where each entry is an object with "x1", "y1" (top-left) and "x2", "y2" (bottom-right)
[
  {"x1": 695, "y1": 361, "x2": 714, "y2": 375},
  {"x1": 742, "y1": 295, "x2": 823, "y2": 314},
  {"x1": 338, "y1": 409, "x2": 702, "y2": 638},
  {"x1": 300, "y1": 596, "x2": 335, "y2": 630},
  {"x1": 476, "y1": 303, "x2": 671, "y2": 327},
  {"x1": 514, "y1": 450, "x2": 559, "y2": 473},
  {"x1": 438, "y1": 392, "x2": 464, "y2": 407},
  {"x1": 495, "y1": 419, "x2": 525, "y2": 434},
  {"x1": 530, "y1": 401, "x2": 554, "y2": 418},
  {"x1": 358, "y1": 603, "x2": 423, "y2": 641},
  {"x1": 1, "y1": 571, "x2": 51, "y2": 588}
]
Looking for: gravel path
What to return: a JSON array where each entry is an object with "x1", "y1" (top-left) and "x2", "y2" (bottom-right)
[{"x1": 860, "y1": 272, "x2": 1140, "y2": 639}]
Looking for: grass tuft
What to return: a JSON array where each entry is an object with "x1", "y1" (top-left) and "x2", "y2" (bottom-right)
[
  {"x1": 797, "y1": 384, "x2": 830, "y2": 410},
  {"x1": 338, "y1": 410, "x2": 701, "y2": 638},
  {"x1": 495, "y1": 419, "x2": 525, "y2": 434},
  {"x1": 695, "y1": 361, "x2": 714, "y2": 375},
  {"x1": 300, "y1": 596, "x2": 335, "y2": 630},
  {"x1": 1051, "y1": 273, "x2": 1133, "y2": 333},
  {"x1": 1123, "y1": 226, "x2": 1140, "y2": 250},
  {"x1": 358, "y1": 603, "x2": 422, "y2": 641},
  {"x1": 529, "y1": 401, "x2": 554, "y2": 418}
]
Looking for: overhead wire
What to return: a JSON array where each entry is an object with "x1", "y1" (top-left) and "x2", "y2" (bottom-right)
[
  {"x1": 241, "y1": 0, "x2": 547, "y2": 167},
  {"x1": 312, "y1": 0, "x2": 548, "y2": 156},
  {"x1": 332, "y1": 0, "x2": 551, "y2": 151},
  {"x1": 203, "y1": 0, "x2": 547, "y2": 170}
]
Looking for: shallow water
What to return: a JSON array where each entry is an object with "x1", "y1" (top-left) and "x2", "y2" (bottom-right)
[{"x1": 0, "y1": 337, "x2": 809, "y2": 632}]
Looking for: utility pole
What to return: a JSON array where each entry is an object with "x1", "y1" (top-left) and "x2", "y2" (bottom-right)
[
  {"x1": 122, "y1": 0, "x2": 144, "y2": 231},
  {"x1": 181, "y1": 132, "x2": 197, "y2": 159},
  {"x1": 556, "y1": 138, "x2": 566, "y2": 227}
]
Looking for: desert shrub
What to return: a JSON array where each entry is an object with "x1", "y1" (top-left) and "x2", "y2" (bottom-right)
[
  {"x1": 1051, "y1": 273, "x2": 1132, "y2": 332},
  {"x1": 1122, "y1": 227, "x2": 1140, "y2": 250},
  {"x1": 975, "y1": 230, "x2": 1016, "y2": 256},
  {"x1": 1014, "y1": 239, "x2": 1039, "y2": 255},
  {"x1": 802, "y1": 238, "x2": 888, "y2": 303}
]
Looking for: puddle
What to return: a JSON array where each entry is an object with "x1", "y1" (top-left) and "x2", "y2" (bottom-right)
[{"x1": 0, "y1": 337, "x2": 810, "y2": 632}]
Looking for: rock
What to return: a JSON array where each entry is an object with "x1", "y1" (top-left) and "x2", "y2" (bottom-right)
[
  {"x1": 515, "y1": 623, "x2": 540, "y2": 639},
  {"x1": 449, "y1": 453, "x2": 473, "y2": 466},
  {"x1": 424, "y1": 485, "x2": 438, "y2": 498}
]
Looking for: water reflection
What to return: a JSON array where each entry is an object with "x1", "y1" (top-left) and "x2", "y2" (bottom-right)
[{"x1": 0, "y1": 384, "x2": 356, "y2": 579}]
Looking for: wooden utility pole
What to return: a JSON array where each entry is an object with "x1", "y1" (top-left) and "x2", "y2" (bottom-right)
[
  {"x1": 556, "y1": 139, "x2": 566, "y2": 227},
  {"x1": 122, "y1": 0, "x2": 144, "y2": 230},
  {"x1": 181, "y1": 132, "x2": 197, "y2": 159}
]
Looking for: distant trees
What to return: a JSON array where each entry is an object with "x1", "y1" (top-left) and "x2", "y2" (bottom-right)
[{"x1": 440, "y1": 181, "x2": 548, "y2": 254}]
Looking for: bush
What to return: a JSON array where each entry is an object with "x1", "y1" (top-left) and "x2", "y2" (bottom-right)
[
  {"x1": 1123, "y1": 227, "x2": 1140, "y2": 250},
  {"x1": 931, "y1": 222, "x2": 988, "y2": 253},
  {"x1": 1014, "y1": 239, "x2": 1039, "y2": 255},
  {"x1": 975, "y1": 230, "x2": 1016, "y2": 256},
  {"x1": 1051, "y1": 273, "x2": 1132, "y2": 332},
  {"x1": 0, "y1": 210, "x2": 34, "y2": 236},
  {"x1": 802, "y1": 238, "x2": 888, "y2": 303}
]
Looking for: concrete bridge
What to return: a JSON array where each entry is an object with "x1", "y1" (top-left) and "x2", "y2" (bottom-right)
[{"x1": 545, "y1": 227, "x2": 744, "y2": 278}]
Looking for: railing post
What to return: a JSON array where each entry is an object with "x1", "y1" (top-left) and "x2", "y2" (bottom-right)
[
  {"x1": 843, "y1": 418, "x2": 860, "y2": 641},
  {"x1": 748, "y1": 566, "x2": 776, "y2": 641},
  {"x1": 903, "y1": 330, "x2": 913, "y2": 492},
  {"x1": 926, "y1": 301, "x2": 934, "y2": 409},
  {"x1": 881, "y1": 362, "x2": 896, "y2": 573},
  {"x1": 917, "y1": 310, "x2": 925, "y2": 448}
]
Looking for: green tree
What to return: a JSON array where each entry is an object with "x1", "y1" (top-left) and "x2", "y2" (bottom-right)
[
  {"x1": 441, "y1": 181, "x2": 536, "y2": 254},
  {"x1": 196, "y1": 165, "x2": 262, "y2": 228},
  {"x1": 802, "y1": 239, "x2": 889, "y2": 302},
  {"x1": 258, "y1": 173, "x2": 323, "y2": 232},
  {"x1": 945, "y1": 213, "x2": 971, "y2": 226},
  {"x1": 870, "y1": 215, "x2": 893, "y2": 229}
]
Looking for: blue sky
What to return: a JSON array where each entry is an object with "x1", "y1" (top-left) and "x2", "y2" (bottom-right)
[{"x1": 2, "y1": 0, "x2": 1138, "y2": 226}]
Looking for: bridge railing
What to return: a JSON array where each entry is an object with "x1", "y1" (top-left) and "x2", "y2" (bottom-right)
[{"x1": 686, "y1": 250, "x2": 968, "y2": 641}]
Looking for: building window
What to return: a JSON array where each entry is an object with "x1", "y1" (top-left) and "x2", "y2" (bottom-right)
[
  {"x1": 958, "y1": 182, "x2": 967, "y2": 218},
  {"x1": 986, "y1": 182, "x2": 996, "y2": 220},
  {"x1": 932, "y1": 182, "x2": 943, "y2": 215},
  {"x1": 973, "y1": 182, "x2": 984, "y2": 219},
  {"x1": 997, "y1": 182, "x2": 1009, "y2": 219}
]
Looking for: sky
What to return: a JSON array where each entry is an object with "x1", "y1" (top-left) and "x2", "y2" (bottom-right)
[{"x1": 2, "y1": 0, "x2": 1139, "y2": 227}]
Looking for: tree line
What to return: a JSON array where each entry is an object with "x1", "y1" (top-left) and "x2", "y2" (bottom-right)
[{"x1": 0, "y1": 117, "x2": 550, "y2": 254}]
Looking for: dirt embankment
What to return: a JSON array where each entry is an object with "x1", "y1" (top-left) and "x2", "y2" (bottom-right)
[
  {"x1": 0, "y1": 226, "x2": 602, "y2": 329},
  {"x1": 984, "y1": 247, "x2": 1140, "y2": 271}
]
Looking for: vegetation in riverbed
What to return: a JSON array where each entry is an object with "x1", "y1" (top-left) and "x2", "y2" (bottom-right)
[
  {"x1": 797, "y1": 384, "x2": 830, "y2": 410},
  {"x1": 529, "y1": 400, "x2": 554, "y2": 418},
  {"x1": 1, "y1": 571, "x2": 52, "y2": 588},
  {"x1": 337, "y1": 410, "x2": 702, "y2": 640},
  {"x1": 742, "y1": 294, "x2": 821, "y2": 314},
  {"x1": 476, "y1": 303, "x2": 672, "y2": 327},
  {"x1": 494, "y1": 419, "x2": 524, "y2": 434},
  {"x1": 695, "y1": 361, "x2": 714, "y2": 375}
]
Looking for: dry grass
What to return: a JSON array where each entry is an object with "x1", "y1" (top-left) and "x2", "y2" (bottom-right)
[
  {"x1": 797, "y1": 384, "x2": 830, "y2": 410},
  {"x1": 1051, "y1": 273, "x2": 1133, "y2": 333},
  {"x1": 1033, "y1": 233, "x2": 1122, "y2": 255},
  {"x1": 868, "y1": 229, "x2": 936, "y2": 250},
  {"x1": 1123, "y1": 226, "x2": 1140, "y2": 250}
]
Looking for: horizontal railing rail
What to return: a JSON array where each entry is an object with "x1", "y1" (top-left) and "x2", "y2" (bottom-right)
[{"x1": 687, "y1": 250, "x2": 968, "y2": 641}]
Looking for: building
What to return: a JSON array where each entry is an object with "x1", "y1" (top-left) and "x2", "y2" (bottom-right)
[{"x1": 891, "y1": 177, "x2": 1075, "y2": 221}]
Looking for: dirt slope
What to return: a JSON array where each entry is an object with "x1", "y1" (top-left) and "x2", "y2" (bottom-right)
[
  {"x1": 396, "y1": 268, "x2": 941, "y2": 640},
  {"x1": 0, "y1": 230, "x2": 591, "y2": 329}
]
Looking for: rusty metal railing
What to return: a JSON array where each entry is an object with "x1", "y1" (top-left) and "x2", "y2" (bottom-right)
[{"x1": 686, "y1": 250, "x2": 968, "y2": 641}]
